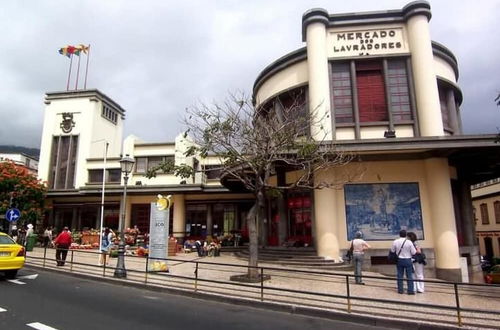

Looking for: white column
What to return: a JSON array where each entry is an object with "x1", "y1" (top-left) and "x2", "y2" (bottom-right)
[
  {"x1": 306, "y1": 21, "x2": 333, "y2": 140},
  {"x1": 425, "y1": 158, "x2": 461, "y2": 281},
  {"x1": 313, "y1": 170, "x2": 340, "y2": 260},
  {"x1": 173, "y1": 194, "x2": 186, "y2": 238},
  {"x1": 407, "y1": 14, "x2": 444, "y2": 136}
]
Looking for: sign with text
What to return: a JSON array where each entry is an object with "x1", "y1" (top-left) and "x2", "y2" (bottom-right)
[
  {"x1": 329, "y1": 27, "x2": 407, "y2": 57},
  {"x1": 148, "y1": 198, "x2": 170, "y2": 272}
]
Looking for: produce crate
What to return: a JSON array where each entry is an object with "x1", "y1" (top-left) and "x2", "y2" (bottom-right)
[{"x1": 81, "y1": 234, "x2": 100, "y2": 245}]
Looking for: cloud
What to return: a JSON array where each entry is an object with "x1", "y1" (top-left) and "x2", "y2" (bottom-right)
[{"x1": 0, "y1": 0, "x2": 499, "y2": 147}]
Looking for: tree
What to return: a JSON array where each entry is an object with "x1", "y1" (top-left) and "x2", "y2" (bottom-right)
[
  {"x1": 0, "y1": 161, "x2": 47, "y2": 227},
  {"x1": 148, "y1": 91, "x2": 358, "y2": 279}
]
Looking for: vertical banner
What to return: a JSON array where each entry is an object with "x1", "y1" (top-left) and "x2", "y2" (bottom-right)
[{"x1": 148, "y1": 195, "x2": 171, "y2": 272}]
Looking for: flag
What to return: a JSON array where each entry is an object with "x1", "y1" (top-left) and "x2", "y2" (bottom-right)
[
  {"x1": 58, "y1": 45, "x2": 80, "y2": 57},
  {"x1": 77, "y1": 44, "x2": 90, "y2": 54}
]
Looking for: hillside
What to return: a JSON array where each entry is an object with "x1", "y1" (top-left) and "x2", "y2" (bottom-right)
[{"x1": 0, "y1": 145, "x2": 40, "y2": 159}]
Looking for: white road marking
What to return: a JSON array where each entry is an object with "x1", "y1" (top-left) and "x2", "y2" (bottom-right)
[
  {"x1": 19, "y1": 274, "x2": 38, "y2": 280},
  {"x1": 27, "y1": 322, "x2": 59, "y2": 330},
  {"x1": 7, "y1": 279, "x2": 26, "y2": 285},
  {"x1": 0, "y1": 307, "x2": 6, "y2": 312}
]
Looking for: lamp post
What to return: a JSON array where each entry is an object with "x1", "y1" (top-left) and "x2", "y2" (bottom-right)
[{"x1": 114, "y1": 154, "x2": 135, "y2": 278}]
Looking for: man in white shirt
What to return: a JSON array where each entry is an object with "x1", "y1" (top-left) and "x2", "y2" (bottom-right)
[
  {"x1": 391, "y1": 229, "x2": 416, "y2": 294},
  {"x1": 351, "y1": 231, "x2": 370, "y2": 285}
]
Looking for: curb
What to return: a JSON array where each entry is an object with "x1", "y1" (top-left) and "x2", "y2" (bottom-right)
[{"x1": 25, "y1": 264, "x2": 458, "y2": 330}]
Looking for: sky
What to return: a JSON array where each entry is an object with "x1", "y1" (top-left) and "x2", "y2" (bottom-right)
[{"x1": 1, "y1": 0, "x2": 499, "y2": 148}]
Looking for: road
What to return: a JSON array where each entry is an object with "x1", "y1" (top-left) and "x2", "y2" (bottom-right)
[{"x1": 0, "y1": 268, "x2": 387, "y2": 330}]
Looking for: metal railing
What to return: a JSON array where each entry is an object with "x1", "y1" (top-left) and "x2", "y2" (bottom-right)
[{"x1": 25, "y1": 247, "x2": 500, "y2": 328}]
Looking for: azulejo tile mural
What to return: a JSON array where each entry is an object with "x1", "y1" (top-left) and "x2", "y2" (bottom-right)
[{"x1": 344, "y1": 183, "x2": 424, "y2": 241}]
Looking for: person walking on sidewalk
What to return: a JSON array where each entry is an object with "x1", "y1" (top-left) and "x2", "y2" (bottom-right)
[
  {"x1": 43, "y1": 226, "x2": 53, "y2": 248},
  {"x1": 99, "y1": 227, "x2": 113, "y2": 266},
  {"x1": 351, "y1": 231, "x2": 370, "y2": 285},
  {"x1": 391, "y1": 229, "x2": 416, "y2": 294},
  {"x1": 54, "y1": 227, "x2": 72, "y2": 266}
]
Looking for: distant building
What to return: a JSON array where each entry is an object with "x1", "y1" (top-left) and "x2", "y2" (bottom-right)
[
  {"x1": 471, "y1": 179, "x2": 500, "y2": 259},
  {"x1": 0, "y1": 152, "x2": 39, "y2": 174}
]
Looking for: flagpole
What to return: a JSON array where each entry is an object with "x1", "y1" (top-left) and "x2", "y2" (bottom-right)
[
  {"x1": 66, "y1": 54, "x2": 73, "y2": 91},
  {"x1": 75, "y1": 53, "x2": 82, "y2": 91},
  {"x1": 84, "y1": 44, "x2": 91, "y2": 90},
  {"x1": 99, "y1": 141, "x2": 109, "y2": 252}
]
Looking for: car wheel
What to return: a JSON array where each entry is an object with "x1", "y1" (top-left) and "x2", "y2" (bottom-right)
[{"x1": 5, "y1": 270, "x2": 18, "y2": 279}]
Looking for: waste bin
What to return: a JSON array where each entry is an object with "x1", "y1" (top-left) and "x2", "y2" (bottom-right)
[{"x1": 25, "y1": 234, "x2": 38, "y2": 251}]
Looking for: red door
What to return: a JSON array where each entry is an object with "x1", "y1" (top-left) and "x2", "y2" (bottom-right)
[{"x1": 357, "y1": 68, "x2": 387, "y2": 122}]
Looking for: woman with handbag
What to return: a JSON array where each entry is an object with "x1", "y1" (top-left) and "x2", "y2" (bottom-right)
[
  {"x1": 351, "y1": 231, "x2": 370, "y2": 285},
  {"x1": 407, "y1": 231, "x2": 426, "y2": 293}
]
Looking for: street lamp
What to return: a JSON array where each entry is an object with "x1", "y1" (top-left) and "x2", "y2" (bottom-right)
[{"x1": 114, "y1": 154, "x2": 135, "y2": 278}]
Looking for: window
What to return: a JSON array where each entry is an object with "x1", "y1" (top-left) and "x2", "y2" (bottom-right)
[
  {"x1": 439, "y1": 86, "x2": 450, "y2": 129},
  {"x1": 331, "y1": 62, "x2": 353, "y2": 123},
  {"x1": 330, "y1": 58, "x2": 412, "y2": 125},
  {"x1": 480, "y1": 203, "x2": 490, "y2": 225},
  {"x1": 494, "y1": 201, "x2": 500, "y2": 224},
  {"x1": 203, "y1": 165, "x2": 222, "y2": 180},
  {"x1": 88, "y1": 169, "x2": 122, "y2": 184},
  {"x1": 101, "y1": 104, "x2": 118, "y2": 125},
  {"x1": 134, "y1": 156, "x2": 174, "y2": 173},
  {"x1": 49, "y1": 135, "x2": 78, "y2": 189},
  {"x1": 387, "y1": 60, "x2": 411, "y2": 121}
]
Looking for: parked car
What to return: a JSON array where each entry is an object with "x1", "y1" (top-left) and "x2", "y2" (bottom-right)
[
  {"x1": 0, "y1": 232, "x2": 25, "y2": 279},
  {"x1": 481, "y1": 255, "x2": 494, "y2": 271},
  {"x1": 484, "y1": 265, "x2": 500, "y2": 284}
]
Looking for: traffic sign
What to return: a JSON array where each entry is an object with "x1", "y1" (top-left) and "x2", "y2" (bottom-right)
[{"x1": 5, "y1": 208, "x2": 20, "y2": 222}]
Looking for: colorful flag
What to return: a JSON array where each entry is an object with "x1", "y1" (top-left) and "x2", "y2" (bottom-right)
[
  {"x1": 58, "y1": 45, "x2": 81, "y2": 57},
  {"x1": 76, "y1": 44, "x2": 90, "y2": 54}
]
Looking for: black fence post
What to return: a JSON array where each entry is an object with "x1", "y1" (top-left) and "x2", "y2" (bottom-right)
[
  {"x1": 260, "y1": 267, "x2": 264, "y2": 302},
  {"x1": 42, "y1": 245, "x2": 47, "y2": 268},
  {"x1": 194, "y1": 262, "x2": 199, "y2": 292},
  {"x1": 346, "y1": 274, "x2": 351, "y2": 313},
  {"x1": 144, "y1": 254, "x2": 149, "y2": 284},
  {"x1": 454, "y1": 283, "x2": 462, "y2": 327}
]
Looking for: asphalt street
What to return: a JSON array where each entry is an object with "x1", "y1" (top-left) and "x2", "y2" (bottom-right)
[{"x1": 0, "y1": 268, "x2": 389, "y2": 330}]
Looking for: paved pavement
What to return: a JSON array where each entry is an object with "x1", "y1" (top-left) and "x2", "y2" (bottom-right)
[{"x1": 24, "y1": 247, "x2": 500, "y2": 329}]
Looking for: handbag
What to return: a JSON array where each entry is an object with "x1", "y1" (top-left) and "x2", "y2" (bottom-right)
[
  {"x1": 388, "y1": 239, "x2": 406, "y2": 263},
  {"x1": 345, "y1": 241, "x2": 354, "y2": 261}
]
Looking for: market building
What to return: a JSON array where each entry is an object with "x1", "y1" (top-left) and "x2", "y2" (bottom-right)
[
  {"x1": 251, "y1": 0, "x2": 500, "y2": 281},
  {"x1": 36, "y1": 1, "x2": 500, "y2": 281},
  {"x1": 471, "y1": 178, "x2": 500, "y2": 260}
]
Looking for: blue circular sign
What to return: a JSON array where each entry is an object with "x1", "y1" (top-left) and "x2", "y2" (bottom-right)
[{"x1": 6, "y1": 208, "x2": 21, "y2": 222}]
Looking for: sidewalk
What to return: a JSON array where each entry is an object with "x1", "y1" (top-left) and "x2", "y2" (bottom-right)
[{"x1": 25, "y1": 247, "x2": 500, "y2": 329}]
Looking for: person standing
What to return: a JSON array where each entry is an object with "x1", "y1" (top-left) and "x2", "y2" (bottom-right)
[
  {"x1": 54, "y1": 227, "x2": 72, "y2": 266},
  {"x1": 391, "y1": 229, "x2": 416, "y2": 294},
  {"x1": 351, "y1": 231, "x2": 371, "y2": 285},
  {"x1": 43, "y1": 226, "x2": 53, "y2": 248},
  {"x1": 407, "y1": 231, "x2": 426, "y2": 293},
  {"x1": 99, "y1": 227, "x2": 113, "y2": 266}
]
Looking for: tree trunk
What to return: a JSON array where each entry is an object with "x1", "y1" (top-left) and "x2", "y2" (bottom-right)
[{"x1": 246, "y1": 202, "x2": 259, "y2": 279}]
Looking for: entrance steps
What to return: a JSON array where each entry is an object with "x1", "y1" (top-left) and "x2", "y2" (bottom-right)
[{"x1": 229, "y1": 246, "x2": 353, "y2": 271}]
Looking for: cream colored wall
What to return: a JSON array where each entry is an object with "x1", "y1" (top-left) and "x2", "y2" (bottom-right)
[
  {"x1": 433, "y1": 56, "x2": 457, "y2": 83},
  {"x1": 254, "y1": 61, "x2": 309, "y2": 107},
  {"x1": 335, "y1": 128, "x2": 356, "y2": 140},
  {"x1": 134, "y1": 144, "x2": 175, "y2": 156}
]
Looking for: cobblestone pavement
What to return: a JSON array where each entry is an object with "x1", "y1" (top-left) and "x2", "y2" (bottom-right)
[{"x1": 25, "y1": 247, "x2": 500, "y2": 329}]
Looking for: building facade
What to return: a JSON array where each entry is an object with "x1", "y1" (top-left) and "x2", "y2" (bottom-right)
[
  {"x1": 37, "y1": 1, "x2": 500, "y2": 281},
  {"x1": 472, "y1": 179, "x2": 500, "y2": 259},
  {"x1": 0, "y1": 152, "x2": 39, "y2": 174},
  {"x1": 251, "y1": 1, "x2": 500, "y2": 281}
]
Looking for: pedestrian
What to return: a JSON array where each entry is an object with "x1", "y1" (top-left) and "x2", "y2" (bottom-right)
[
  {"x1": 391, "y1": 229, "x2": 416, "y2": 294},
  {"x1": 54, "y1": 227, "x2": 72, "y2": 266},
  {"x1": 351, "y1": 231, "x2": 371, "y2": 285},
  {"x1": 11, "y1": 225, "x2": 18, "y2": 243},
  {"x1": 407, "y1": 231, "x2": 426, "y2": 293},
  {"x1": 43, "y1": 226, "x2": 53, "y2": 248},
  {"x1": 99, "y1": 227, "x2": 113, "y2": 266}
]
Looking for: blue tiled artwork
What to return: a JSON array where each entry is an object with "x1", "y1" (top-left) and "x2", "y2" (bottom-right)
[{"x1": 344, "y1": 183, "x2": 424, "y2": 241}]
